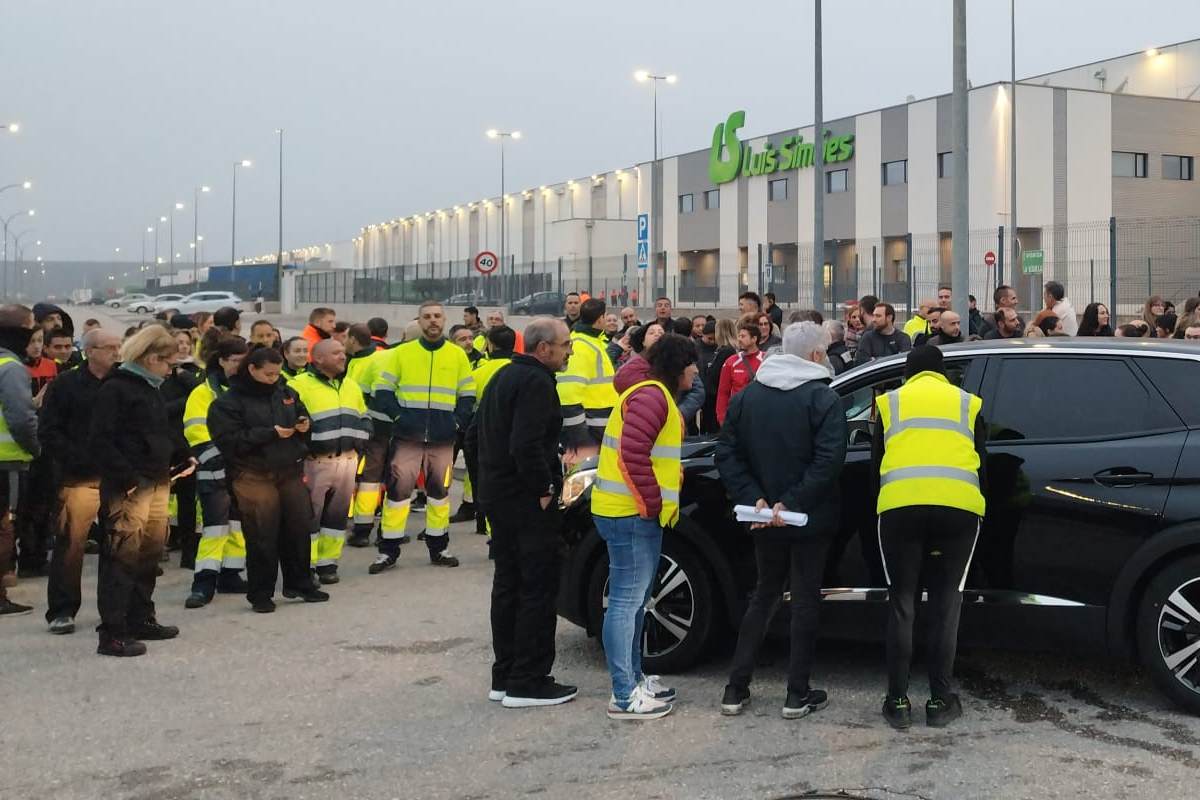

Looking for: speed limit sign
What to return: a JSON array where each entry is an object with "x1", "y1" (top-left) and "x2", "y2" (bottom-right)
[{"x1": 474, "y1": 251, "x2": 499, "y2": 275}]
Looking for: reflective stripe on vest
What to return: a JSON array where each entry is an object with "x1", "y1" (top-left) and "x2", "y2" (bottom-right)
[
  {"x1": 591, "y1": 379, "x2": 683, "y2": 528},
  {"x1": 876, "y1": 372, "x2": 985, "y2": 517},
  {"x1": 0, "y1": 357, "x2": 32, "y2": 463},
  {"x1": 558, "y1": 333, "x2": 617, "y2": 415}
]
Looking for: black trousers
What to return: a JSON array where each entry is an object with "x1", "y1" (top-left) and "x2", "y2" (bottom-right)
[
  {"x1": 878, "y1": 505, "x2": 981, "y2": 701},
  {"x1": 15, "y1": 457, "x2": 56, "y2": 570},
  {"x1": 485, "y1": 495, "x2": 562, "y2": 693},
  {"x1": 173, "y1": 473, "x2": 198, "y2": 568},
  {"x1": 728, "y1": 533, "x2": 831, "y2": 695},
  {"x1": 230, "y1": 469, "x2": 315, "y2": 604}
]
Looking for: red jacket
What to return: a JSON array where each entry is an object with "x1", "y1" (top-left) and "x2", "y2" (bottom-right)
[
  {"x1": 716, "y1": 350, "x2": 764, "y2": 424},
  {"x1": 301, "y1": 324, "x2": 330, "y2": 362},
  {"x1": 610, "y1": 355, "x2": 672, "y2": 520}
]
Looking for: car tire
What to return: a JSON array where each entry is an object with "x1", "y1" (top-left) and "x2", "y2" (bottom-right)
[
  {"x1": 586, "y1": 534, "x2": 714, "y2": 675},
  {"x1": 1135, "y1": 553, "x2": 1200, "y2": 714}
]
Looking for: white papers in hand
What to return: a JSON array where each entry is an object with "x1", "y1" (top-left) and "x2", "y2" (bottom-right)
[{"x1": 733, "y1": 505, "x2": 809, "y2": 528}]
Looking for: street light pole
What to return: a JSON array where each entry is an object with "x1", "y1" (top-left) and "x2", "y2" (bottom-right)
[
  {"x1": 1, "y1": 209, "x2": 34, "y2": 301},
  {"x1": 155, "y1": 217, "x2": 165, "y2": 285},
  {"x1": 231, "y1": 160, "x2": 252, "y2": 285},
  {"x1": 169, "y1": 202, "x2": 184, "y2": 283},
  {"x1": 194, "y1": 185, "x2": 210, "y2": 280},
  {"x1": 1009, "y1": 0, "x2": 1017, "y2": 289},
  {"x1": 276, "y1": 129, "x2": 284, "y2": 299},
  {"x1": 951, "y1": 0, "x2": 970, "y2": 326},
  {"x1": 634, "y1": 71, "x2": 677, "y2": 299},
  {"x1": 813, "y1": 0, "x2": 825, "y2": 313},
  {"x1": 485, "y1": 130, "x2": 521, "y2": 290},
  {"x1": 0, "y1": 180, "x2": 31, "y2": 196}
]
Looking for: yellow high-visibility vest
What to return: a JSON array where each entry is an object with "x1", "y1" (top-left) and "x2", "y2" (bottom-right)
[
  {"x1": 876, "y1": 371, "x2": 986, "y2": 517},
  {"x1": 184, "y1": 376, "x2": 225, "y2": 448},
  {"x1": 289, "y1": 368, "x2": 370, "y2": 455},
  {"x1": 472, "y1": 355, "x2": 512, "y2": 400},
  {"x1": 0, "y1": 356, "x2": 33, "y2": 463},
  {"x1": 557, "y1": 330, "x2": 617, "y2": 430},
  {"x1": 592, "y1": 379, "x2": 683, "y2": 528}
]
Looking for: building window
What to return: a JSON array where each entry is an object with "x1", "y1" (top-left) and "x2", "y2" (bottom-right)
[
  {"x1": 1113, "y1": 151, "x2": 1147, "y2": 178},
  {"x1": 768, "y1": 178, "x2": 788, "y2": 201},
  {"x1": 704, "y1": 189, "x2": 720, "y2": 210},
  {"x1": 882, "y1": 159, "x2": 908, "y2": 186},
  {"x1": 1163, "y1": 155, "x2": 1194, "y2": 181},
  {"x1": 678, "y1": 193, "x2": 694, "y2": 213},
  {"x1": 937, "y1": 151, "x2": 953, "y2": 178},
  {"x1": 826, "y1": 169, "x2": 848, "y2": 193}
]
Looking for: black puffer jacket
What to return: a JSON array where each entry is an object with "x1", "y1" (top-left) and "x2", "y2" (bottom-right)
[
  {"x1": 715, "y1": 355, "x2": 847, "y2": 539},
  {"x1": 89, "y1": 366, "x2": 183, "y2": 493},
  {"x1": 40, "y1": 364, "x2": 107, "y2": 481},
  {"x1": 161, "y1": 363, "x2": 202, "y2": 456},
  {"x1": 208, "y1": 372, "x2": 309, "y2": 476}
]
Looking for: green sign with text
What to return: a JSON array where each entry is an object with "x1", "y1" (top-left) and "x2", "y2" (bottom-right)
[
  {"x1": 709, "y1": 110, "x2": 855, "y2": 185},
  {"x1": 1022, "y1": 249, "x2": 1045, "y2": 274}
]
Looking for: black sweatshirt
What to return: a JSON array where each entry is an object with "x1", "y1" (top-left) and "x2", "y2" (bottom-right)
[
  {"x1": 89, "y1": 368, "x2": 184, "y2": 493},
  {"x1": 467, "y1": 354, "x2": 563, "y2": 505},
  {"x1": 39, "y1": 364, "x2": 107, "y2": 481},
  {"x1": 208, "y1": 373, "x2": 309, "y2": 476}
]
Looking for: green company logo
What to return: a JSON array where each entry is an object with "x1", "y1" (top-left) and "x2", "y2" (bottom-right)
[{"x1": 708, "y1": 110, "x2": 855, "y2": 185}]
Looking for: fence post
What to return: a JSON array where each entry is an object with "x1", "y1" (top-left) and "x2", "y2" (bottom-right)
[
  {"x1": 1146, "y1": 256, "x2": 1152, "y2": 298},
  {"x1": 757, "y1": 243, "x2": 763, "y2": 292},
  {"x1": 997, "y1": 225, "x2": 1005, "y2": 288},
  {"x1": 872, "y1": 245, "x2": 878, "y2": 297},
  {"x1": 588, "y1": 256, "x2": 594, "y2": 295},
  {"x1": 905, "y1": 233, "x2": 914, "y2": 316},
  {"x1": 558, "y1": 257, "x2": 563, "y2": 294},
  {"x1": 1109, "y1": 217, "x2": 1118, "y2": 323}
]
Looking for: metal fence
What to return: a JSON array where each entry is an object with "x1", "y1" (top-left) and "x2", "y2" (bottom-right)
[{"x1": 293, "y1": 217, "x2": 1200, "y2": 322}]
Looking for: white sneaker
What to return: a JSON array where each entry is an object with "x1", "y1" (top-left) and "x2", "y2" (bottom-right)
[
  {"x1": 607, "y1": 685, "x2": 674, "y2": 720},
  {"x1": 640, "y1": 674, "x2": 676, "y2": 703},
  {"x1": 488, "y1": 689, "x2": 506, "y2": 702},
  {"x1": 48, "y1": 615, "x2": 75, "y2": 635}
]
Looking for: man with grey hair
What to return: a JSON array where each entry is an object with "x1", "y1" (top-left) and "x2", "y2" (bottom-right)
[
  {"x1": 715, "y1": 321, "x2": 847, "y2": 719},
  {"x1": 471, "y1": 316, "x2": 579, "y2": 708},
  {"x1": 824, "y1": 320, "x2": 850, "y2": 375}
]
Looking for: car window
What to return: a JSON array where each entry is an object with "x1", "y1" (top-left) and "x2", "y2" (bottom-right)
[
  {"x1": 1135, "y1": 356, "x2": 1200, "y2": 427},
  {"x1": 840, "y1": 359, "x2": 976, "y2": 448},
  {"x1": 987, "y1": 357, "x2": 1181, "y2": 442}
]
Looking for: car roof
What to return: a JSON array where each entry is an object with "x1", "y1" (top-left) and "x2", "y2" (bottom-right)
[{"x1": 834, "y1": 337, "x2": 1200, "y2": 386}]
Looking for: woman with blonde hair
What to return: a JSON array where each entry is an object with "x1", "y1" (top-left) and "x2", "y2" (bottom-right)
[
  {"x1": 89, "y1": 325, "x2": 194, "y2": 657},
  {"x1": 1143, "y1": 296, "x2": 1166, "y2": 335}
]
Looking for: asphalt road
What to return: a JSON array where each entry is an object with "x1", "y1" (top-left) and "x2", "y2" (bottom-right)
[{"x1": 5, "y1": 304, "x2": 1194, "y2": 799}]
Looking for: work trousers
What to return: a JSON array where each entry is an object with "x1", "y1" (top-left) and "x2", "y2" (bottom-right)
[
  {"x1": 878, "y1": 505, "x2": 981, "y2": 701},
  {"x1": 45, "y1": 480, "x2": 101, "y2": 622},
  {"x1": 0, "y1": 470, "x2": 20, "y2": 601},
  {"x1": 351, "y1": 438, "x2": 388, "y2": 539},
  {"x1": 15, "y1": 456, "x2": 56, "y2": 570},
  {"x1": 191, "y1": 475, "x2": 246, "y2": 595},
  {"x1": 171, "y1": 473, "x2": 198, "y2": 567},
  {"x1": 486, "y1": 495, "x2": 563, "y2": 694},
  {"x1": 230, "y1": 469, "x2": 316, "y2": 605},
  {"x1": 728, "y1": 533, "x2": 831, "y2": 696},
  {"x1": 380, "y1": 440, "x2": 453, "y2": 557},
  {"x1": 97, "y1": 479, "x2": 170, "y2": 638},
  {"x1": 304, "y1": 453, "x2": 357, "y2": 570}
]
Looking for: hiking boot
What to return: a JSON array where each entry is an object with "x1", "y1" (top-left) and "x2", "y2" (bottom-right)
[
  {"x1": 429, "y1": 552, "x2": 459, "y2": 568},
  {"x1": 449, "y1": 502, "x2": 477, "y2": 523},
  {"x1": 133, "y1": 621, "x2": 179, "y2": 640},
  {"x1": 501, "y1": 678, "x2": 578, "y2": 708},
  {"x1": 782, "y1": 688, "x2": 828, "y2": 720},
  {"x1": 883, "y1": 695, "x2": 913, "y2": 730},
  {"x1": 369, "y1": 554, "x2": 398, "y2": 574},
  {"x1": 720, "y1": 684, "x2": 751, "y2": 716},
  {"x1": 97, "y1": 635, "x2": 147, "y2": 657},
  {"x1": 48, "y1": 615, "x2": 76, "y2": 634},
  {"x1": 926, "y1": 694, "x2": 963, "y2": 728}
]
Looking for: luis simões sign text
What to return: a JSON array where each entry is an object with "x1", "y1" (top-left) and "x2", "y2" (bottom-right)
[{"x1": 709, "y1": 110, "x2": 855, "y2": 185}]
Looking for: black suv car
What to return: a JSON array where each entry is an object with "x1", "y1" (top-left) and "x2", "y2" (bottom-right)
[
  {"x1": 510, "y1": 291, "x2": 565, "y2": 316},
  {"x1": 557, "y1": 339, "x2": 1200, "y2": 713}
]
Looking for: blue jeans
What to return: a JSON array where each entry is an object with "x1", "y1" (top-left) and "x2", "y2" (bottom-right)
[{"x1": 594, "y1": 514, "x2": 663, "y2": 705}]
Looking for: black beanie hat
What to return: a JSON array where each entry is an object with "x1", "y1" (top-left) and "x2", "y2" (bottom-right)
[{"x1": 904, "y1": 345, "x2": 944, "y2": 379}]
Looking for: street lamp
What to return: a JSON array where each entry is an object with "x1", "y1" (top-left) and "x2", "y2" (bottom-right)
[
  {"x1": 633, "y1": 70, "x2": 677, "y2": 161},
  {"x1": 169, "y1": 201, "x2": 184, "y2": 280},
  {"x1": 231, "y1": 159, "x2": 252, "y2": 282},
  {"x1": 485, "y1": 130, "x2": 521, "y2": 285},
  {"x1": 1, "y1": 124, "x2": 18, "y2": 134},
  {"x1": 142, "y1": 226, "x2": 154, "y2": 276},
  {"x1": 193, "y1": 184, "x2": 211, "y2": 277},
  {"x1": 1, "y1": 208, "x2": 35, "y2": 299},
  {"x1": 276, "y1": 128, "x2": 284, "y2": 295},
  {"x1": 0, "y1": 180, "x2": 31, "y2": 196}
]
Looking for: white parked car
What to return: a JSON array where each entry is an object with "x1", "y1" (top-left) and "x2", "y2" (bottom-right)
[
  {"x1": 129, "y1": 293, "x2": 184, "y2": 313},
  {"x1": 109, "y1": 293, "x2": 150, "y2": 309},
  {"x1": 159, "y1": 291, "x2": 244, "y2": 315}
]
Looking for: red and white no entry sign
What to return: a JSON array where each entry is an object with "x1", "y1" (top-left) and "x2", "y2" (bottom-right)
[
  {"x1": 983, "y1": 251, "x2": 996, "y2": 268},
  {"x1": 474, "y1": 251, "x2": 498, "y2": 275}
]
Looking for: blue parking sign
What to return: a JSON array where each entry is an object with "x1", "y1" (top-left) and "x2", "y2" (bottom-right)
[
  {"x1": 637, "y1": 213, "x2": 649, "y2": 269},
  {"x1": 637, "y1": 241, "x2": 649, "y2": 268}
]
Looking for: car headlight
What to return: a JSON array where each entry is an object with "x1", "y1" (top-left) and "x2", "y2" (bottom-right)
[{"x1": 560, "y1": 468, "x2": 596, "y2": 508}]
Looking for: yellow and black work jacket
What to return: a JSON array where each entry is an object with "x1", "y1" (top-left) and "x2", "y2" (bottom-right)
[
  {"x1": 556, "y1": 324, "x2": 617, "y2": 447},
  {"x1": 348, "y1": 340, "x2": 393, "y2": 441},
  {"x1": 471, "y1": 351, "x2": 513, "y2": 401},
  {"x1": 289, "y1": 366, "x2": 371, "y2": 457},
  {"x1": 184, "y1": 373, "x2": 231, "y2": 482},
  {"x1": 372, "y1": 337, "x2": 475, "y2": 444},
  {"x1": 0, "y1": 348, "x2": 38, "y2": 467},
  {"x1": 873, "y1": 370, "x2": 987, "y2": 517}
]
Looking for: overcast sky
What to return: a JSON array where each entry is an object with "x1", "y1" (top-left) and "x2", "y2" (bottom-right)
[{"x1": 3, "y1": 0, "x2": 1196, "y2": 265}]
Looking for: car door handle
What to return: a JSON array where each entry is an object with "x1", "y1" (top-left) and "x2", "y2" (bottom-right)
[{"x1": 1093, "y1": 468, "x2": 1154, "y2": 487}]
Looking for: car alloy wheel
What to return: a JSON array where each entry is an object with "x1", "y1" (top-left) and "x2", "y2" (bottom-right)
[
  {"x1": 1136, "y1": 554, "x2": 1200, "y2": 714},
  {"x1": 602, "y1": 552, "x2": 696, "y2": 661}
]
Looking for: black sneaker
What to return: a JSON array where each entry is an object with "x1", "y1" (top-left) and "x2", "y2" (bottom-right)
[
  {"x1": 251, "y1": 598, "x2": 276, "y2": 614},
  {"x1": 430, "y1": 552, "x2": 460, "y2": 568},
  {"x1": 133, "y1": 621, "x2": 179, "y2": 640},
  {"x1": 48, "y1": 615, "x2": 75, "y2": 634},
  {"x1": 501, "y1": 678, "x2": 578, "y2": 708},
  {"x1": 883, "y1": 695, "x2": 913, "y2": 730},
  {"x1": 782, "y1": 688, "x2": 828, "y2": 719},
  {"x1": 84, "y1": 539, "x2": 100, "y2": 555},
  {"x1": 282, "y1": 587, "x2": 330, "y2": 603},
  {"x1": 345, "y1": 533, "x2": 371, "y2": 548},
  {"x1": 184, "y1": 592, "x2": 211, "y2": 609},
  {"x1": 97, "y1": 636, "x2": 147, "y2": 657},
  {"x1": 0, "y1": 598, "x2": 33, "y2": 618},
  {"x1": 449, "y1": 502, "x2": 477, "y2": 523},
  {"x1": 411, "y1": 493, "x2": 426, "y2": 512},
  {"x1": 316, "y1": 568, "x2": 340, "y2": 585},
  {"x1": 926, "y1": 694, "x2": 963, "y2": 728},
  {"x1": 217, "y1": 572, "x2": 249, "y2": 594},
  {"x1": 369, "y1": 554, "x2": 398, "y2": 574},
  {"x1": 475, "y1": 516, "x2": 488, "y2": 535},
  {"x1": 720, "y1": 684, "x2": 751, "y2": 715}
]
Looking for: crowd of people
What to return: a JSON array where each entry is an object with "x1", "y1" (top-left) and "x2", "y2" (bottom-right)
[{"x1": 0, "y1": 282, "x2": 1188, "y2": 720}]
